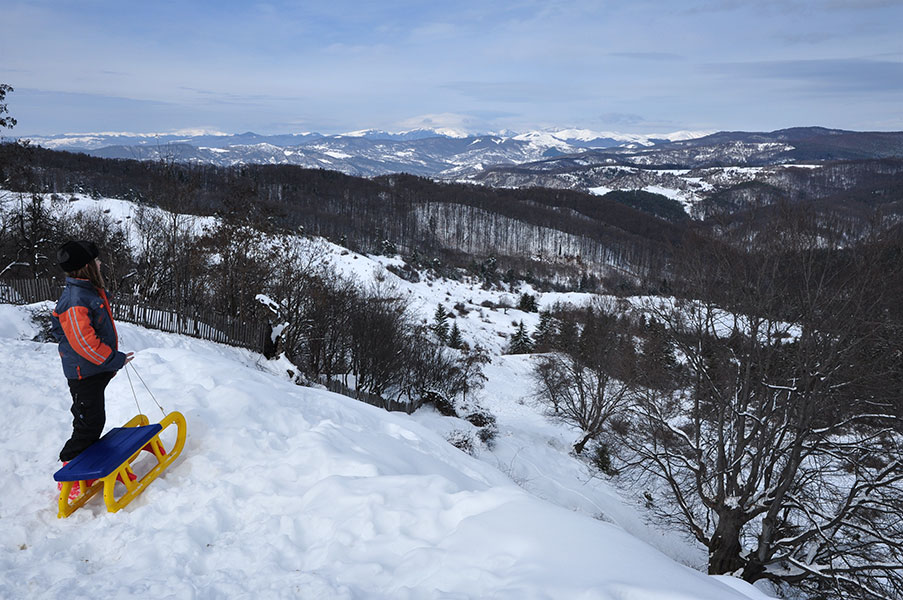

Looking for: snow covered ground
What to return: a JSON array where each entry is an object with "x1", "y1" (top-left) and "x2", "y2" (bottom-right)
[
  {"x1": 0, "y1": 192, "x2": 776, "y2": 598},
  {"x1": 0, "y1": 302, "x2": 775, "y2": 599}
]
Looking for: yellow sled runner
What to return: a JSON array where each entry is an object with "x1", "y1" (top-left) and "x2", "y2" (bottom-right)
[{"x1": 53, "y1": 412, "x2": 187, "y2": 518}]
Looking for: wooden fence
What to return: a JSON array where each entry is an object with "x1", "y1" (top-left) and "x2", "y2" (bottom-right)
[
  {"x1": 111, "y1": 294, "x2": 269, "y2": 353},
  {"x1": 0, "y1": 277, "x2": 62, "y2": 305},
  {"x1": 1, "y1": 277, "x2": 420, "y2": 415},
  {"x1": 0, "y1": 277, "x2": 269, "y2": 354},
  {"x1": 323, "y1": 378, "x2": 422, "y2": 415}
]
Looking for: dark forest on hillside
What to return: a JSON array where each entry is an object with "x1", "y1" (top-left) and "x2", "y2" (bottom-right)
[{"x1": 0, "y1": 143, "x2": 686, "y2": 288}]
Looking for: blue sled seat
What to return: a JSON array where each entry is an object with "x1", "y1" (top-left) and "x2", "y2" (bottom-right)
[{"x1": 54, "y1": 424, "x2": 163, "y2": 482}]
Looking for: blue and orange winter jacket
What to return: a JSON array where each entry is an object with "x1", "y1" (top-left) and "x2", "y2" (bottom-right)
[{"x1": 51, "y1": 277, "x2": 127, "y2": 380}]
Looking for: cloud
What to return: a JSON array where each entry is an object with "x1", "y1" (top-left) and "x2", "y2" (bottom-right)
[
  {"x1": 824, "y1": 0, "x2": 903, "y2": 9},
  {"x1": 174, "y1": 86, "x2": 301, "y2": 107},
  {"x1": 608, "y1": 52, "x2": 681, "y2": 61},
  {"x1": 442, "y1": 81, "x2": 582, "y2": 103},
  {"x1": 771, "y1": 31, "x2": 840, "y2": 45},
  {"x1": 673, "y1": 0, "x2": 903, "y2": 15},
  {"x1": 598, "y1": 112, "x2": 648, "y2": 126},
  {"x1": 408, "y1": 22, "x2": 460, "y2": 42},
  {"x1": 712, "y1": 58, "x2": 903, "y2": 93},
  {"x1": 395, "y1": 112, "x2": 493, "y2": 133}
]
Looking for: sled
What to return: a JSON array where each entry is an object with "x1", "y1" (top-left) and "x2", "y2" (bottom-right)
[{"x1": 53, "y1": 411, "x2": 187, "y2": 518}]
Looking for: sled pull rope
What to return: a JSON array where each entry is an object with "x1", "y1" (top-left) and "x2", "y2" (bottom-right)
[
  {"x1": 126, "y1": 362, "x2": 166, "y2": 416},
  {"x1": 125, "y1": 365, "x2": 141, "y2": 415}
]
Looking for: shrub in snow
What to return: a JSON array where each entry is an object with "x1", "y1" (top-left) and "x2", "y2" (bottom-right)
[
  {"x1": 385, "y1": 262, "x2": 420, "y2": 283},
  {"x1": 476, "y1": 426, "x2": 496, "y2": 448},
  {"x1": 28, "y1": 306, "x2": 55, "y2": 343},
  {"x1": 420, "y1": 390, "x2": 456, "y2": 417},
  {"x1": 587, "y1": 441, "x2": 618, "y2": 477},
  {"x1": 465, "y1": 407, "x2": 498, "y2": 449},
  {"x1": 445, "y1": 430, "x2": 475, "y2": 455},
  {"x1": 464, "y1": 408, "x2": 495, "y2": 429}
]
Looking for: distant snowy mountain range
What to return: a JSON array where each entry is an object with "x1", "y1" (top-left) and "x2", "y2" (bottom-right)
[
  {"x1": 18, "y1": 127, "x2": 903, "y2": 217},
  {"x1": 21, "y1": 128, "x2": 712, "y2": 178},
  {"x1": 470, "y1": 127, "x2": 903, "y2": 214}
]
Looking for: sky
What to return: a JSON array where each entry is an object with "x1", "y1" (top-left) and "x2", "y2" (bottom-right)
[{"x1": 2, "y1": 0, "x2": 902, "y2": 136}]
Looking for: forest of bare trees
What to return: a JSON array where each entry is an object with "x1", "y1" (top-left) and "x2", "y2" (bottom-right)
[
  {"x1": 532, "y1": 206, "x2": 903, "y2": 599},
  {"x1": 0, "y1": 143, "x2": 684, "y2": 289},
  {"x1": 0, "y1": 181, "x2": 490, "y2": 415}
]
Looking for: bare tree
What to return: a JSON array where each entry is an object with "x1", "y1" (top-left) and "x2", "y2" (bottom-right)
[
  {"x1": 275, "y1": 260, "x2": 356, "y2": 380},
  {"x1": 533, "y1": 302, "x2": 635, "y2": 454},
  {"x1": 349, "y1": 281, "x2": 413, "y2": 399},
  {"x1": 256, "y1": 237, "x2": 333, "y2": 366},
  {"x1": 58, "y1": 206, "x2": 133, "y2": 291},
  {"x1": 5, "y1": 192, "x2": 60, "y2": 278},
  {"x1": 198, "y1": 217, "x2": 269, "y2": 317},
  {"x1": 449, "y1": 344, "x2": 491, "y2": 404},
  {"x1": 618, "y1": 208, "x2": 903, "y2": 599},
  {"x1": 130, "y1": 206, "x2": 200, "y2": 305}
]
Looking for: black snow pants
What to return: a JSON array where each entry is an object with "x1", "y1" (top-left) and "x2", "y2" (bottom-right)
[{"x1": 59, "y1": 371, "x2": 116, "y2": 462}]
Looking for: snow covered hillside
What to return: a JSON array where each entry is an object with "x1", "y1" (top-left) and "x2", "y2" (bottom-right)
[{"x1": 0, "y1": 303, "x2": 772, "y2": 599}]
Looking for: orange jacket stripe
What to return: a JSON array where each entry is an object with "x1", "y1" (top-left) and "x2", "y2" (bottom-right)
[
  {"x1": 59, "y1": 306, "x2": 112, "y2": 365},
  {"x1": 69, "y1": 307, "x2": 111, "y2": 364}
]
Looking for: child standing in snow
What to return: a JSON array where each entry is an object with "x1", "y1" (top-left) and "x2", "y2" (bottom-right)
[{"x1": 51, "y1": 241, "x2": 133, "y2": 467}]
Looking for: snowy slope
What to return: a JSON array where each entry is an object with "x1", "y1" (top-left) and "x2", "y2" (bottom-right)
[{"x1": 0, "y1": 303, "x2": 772, "y2": 600}]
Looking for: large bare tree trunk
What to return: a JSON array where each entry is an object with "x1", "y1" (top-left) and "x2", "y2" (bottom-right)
[{"x1": 708, "y1": 511, "x2": 744, "y2": 575}]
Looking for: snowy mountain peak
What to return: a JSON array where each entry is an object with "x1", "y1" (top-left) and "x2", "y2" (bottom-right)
[
  {"x1": 548, "y1": 128, "x2": 715, "y2": 145},
  {"x1": 511, "y1": 131, "x2": 576, "y2": 150},
  {"x1": 336, "y1": 127, "x2": 471, "y2": 140}
]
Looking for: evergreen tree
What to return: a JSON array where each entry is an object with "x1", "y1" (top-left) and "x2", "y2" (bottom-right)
[
  {"x1": 448, "y1": 322, "x2": 464, "y2": 349},
  {"x1": 518, "y1": 292, "x2": 538, "y2": 312},
  {"x1": 431, "y1": 304, "x2": 449, "y2": 343},
  {"x1": 636, "y1": 318, "x2": 678, "y2": 390},
  {"x1": 532, "y1": 310, "x2": 556, "y2": 351},
  {"x1": 555, "y1": 313, "x2": 579, "y2": 353},
  {"x1": 507, "y1": 321, "x2": 534, "y2": 354}
]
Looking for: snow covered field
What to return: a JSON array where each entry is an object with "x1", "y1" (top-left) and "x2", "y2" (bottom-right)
[{"x1": 0, "y1": 302, "x2": 774, "y2": 599}]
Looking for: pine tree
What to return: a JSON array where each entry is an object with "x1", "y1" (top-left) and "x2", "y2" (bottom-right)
[
  {"x1": 517, "y1": 292, "x2": 538, "y2": 312},
  {"x1": 431, "y1": 304, "x2": 449, "y2": 343},
  {"x1": 533, "y1": 310, "x2": 555, "y2": 351},
  {"x1": 507, "y1": 321, "x2": 534, "y2": 354},
  {"x1": 448, "y1": 322, "x2": 464, "y2": 349},
  {"x1": 555, "y1": 315, "x2": 579, "y2": 353}
]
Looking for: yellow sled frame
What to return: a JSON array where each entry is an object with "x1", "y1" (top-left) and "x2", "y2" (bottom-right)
[{"x1": 57, "y1": 411, "x2": 187, "y2": 518}]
